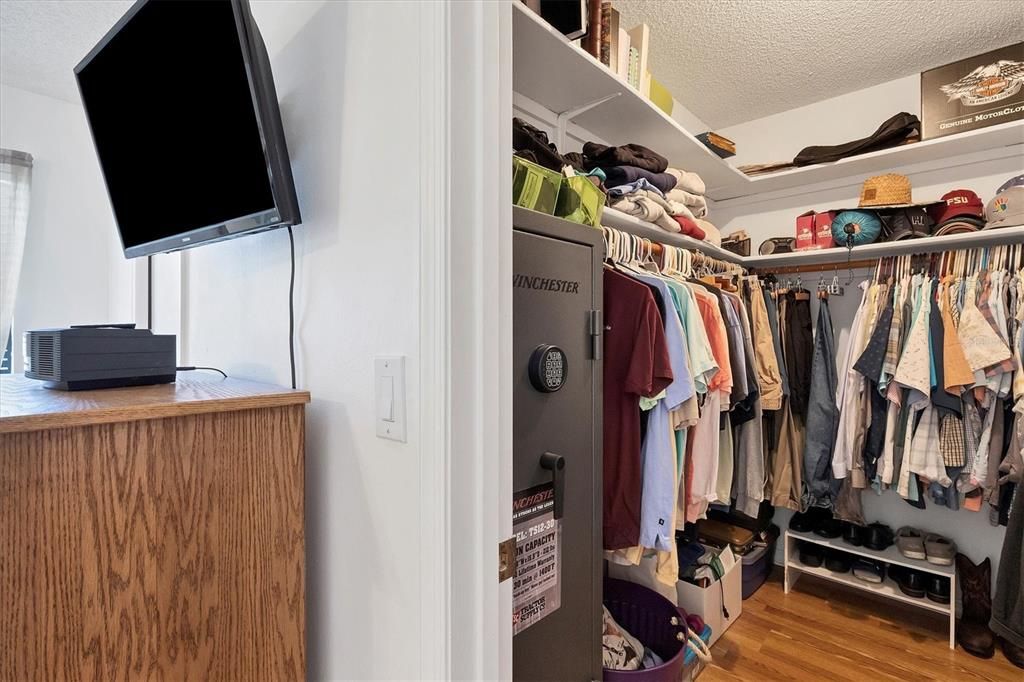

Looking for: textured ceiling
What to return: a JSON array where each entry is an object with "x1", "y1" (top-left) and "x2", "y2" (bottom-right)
[
  {"x1": 616, "y1": 0, "x2": 1024, "y2": 128},
  {"x1": 0, "y1": 1, "x2": 133, "y2": 102},
  {"x1": 3, "y1": 0, "x2": 1024, "y2": 123}
]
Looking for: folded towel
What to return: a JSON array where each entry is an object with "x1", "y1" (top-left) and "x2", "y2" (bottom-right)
[
  {"x1": 603, "y1": 166, "x2": 678, "y2": 194},
  {"x1": 695, "y1": 218, "x2": 721, "y2": 246},
  {"x1": 634, "y1": 189, "x2": 695, "y2": 220},
  {"x1": 666, "y1": 188, "x2": 708, "y2": 218},
  {"x1": 665, "y1": 168, "x2": 706, "y2": 195},
  {"x1": 611, "y1": 196, "x2": 680, "y2": 233}
]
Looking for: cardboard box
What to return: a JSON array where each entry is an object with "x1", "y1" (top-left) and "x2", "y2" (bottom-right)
[
  {"x1": 795, "y1": 211, "x2": 819, "y2": 251},
  {"x1": 676, "y1": 546, "x2": 742, "y2": 646},
  {"x1": 814, "y1": 211, "x2": 837, "y2": 248},
  {"x1": 921, "y1": 42, "x2": 1024, "y2": 140}
]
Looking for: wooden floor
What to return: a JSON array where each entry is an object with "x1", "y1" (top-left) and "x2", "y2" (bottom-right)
[{"x1": 701, "y1": 569, "x2": 1021, "y2": 682}]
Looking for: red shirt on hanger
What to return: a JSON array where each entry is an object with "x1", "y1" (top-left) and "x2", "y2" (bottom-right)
[{"x1": 602, "y1": 268, "x2": 673, "y2": 550}]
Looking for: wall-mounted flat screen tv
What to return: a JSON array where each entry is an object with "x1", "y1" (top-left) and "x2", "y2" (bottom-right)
[{"x1": 75, "y1": 0, "x2": 300, "y2": 258}]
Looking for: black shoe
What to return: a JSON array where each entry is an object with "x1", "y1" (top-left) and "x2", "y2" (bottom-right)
[
  {"x1": 842, "y1": 522, "x2": 865, "y2": 546},
  {"x1": 799, "y1": 542, "x2": 824, "y2": 568},
  {"x1": 864, "y1": 522, "x2": 895, "y2": 550},
  {"x1": 926, "y1": 575, "x2": 951, "y2": 604},
  {"x1": 814, "y1": 517, "x2": 843, "y2": 539},
  {"x1": 824, "y1": 550, "x2": 853, "y2": 573},
  {"x1": 789, "y1": 507, "x2": 828, "y2": 533},
  {"x1": 852, "y1": 559, "x2": 886, "y2": 583},
  {"x1": 897, "y1": 569, "x2": 926, "y2": 598}
]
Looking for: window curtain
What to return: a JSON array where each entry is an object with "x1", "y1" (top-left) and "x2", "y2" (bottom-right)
[{"x1": 0, "y1": 149, "x2": 33, "y2": 354}]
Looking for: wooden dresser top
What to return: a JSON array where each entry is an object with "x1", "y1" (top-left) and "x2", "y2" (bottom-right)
[{"x1": 0, "y1": 373, "x2": 310, "y2": 434}]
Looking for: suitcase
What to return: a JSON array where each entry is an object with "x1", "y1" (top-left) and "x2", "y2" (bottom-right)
[{"x1": 695, "y1": 519, "x2": 755, "y2": 556}]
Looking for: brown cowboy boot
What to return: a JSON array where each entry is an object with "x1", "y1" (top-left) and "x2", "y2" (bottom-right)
[{"x1": 956, "y1": 553, "x2": 996, "y2": 658}]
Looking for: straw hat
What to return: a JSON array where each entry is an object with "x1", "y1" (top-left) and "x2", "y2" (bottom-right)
[{"x1": 856, "y1": 173, "x2": 936, "y2": 209}]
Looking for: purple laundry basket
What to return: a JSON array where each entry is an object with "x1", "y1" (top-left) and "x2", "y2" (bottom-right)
[{"x1": 603, "y1": 578, "x2": 688, "y2": 682}]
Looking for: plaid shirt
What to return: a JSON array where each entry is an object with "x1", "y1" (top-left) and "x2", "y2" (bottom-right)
[{"x1": 939, "y1": 413, "x2": 966, "y2": 468}]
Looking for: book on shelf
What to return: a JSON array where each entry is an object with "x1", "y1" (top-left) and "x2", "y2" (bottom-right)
[
  {"x1": 585, "y1": 0, "x2": 602, "y2": 58},
  {"x1": 616, "y1": 27, "x2": 630, "y2": 78},
  {"x1": 599, "y1": 2, "x2": 611, "y2": 66},
  {"x1": 696, "y1": 132, "x2": 737, "y2": 158},
  {"x1": 626, "y1": 23, "x2": 650, "y2": 95},
  {"x1": 648, "y1": 76, "x2": 674, "y2": 116},
  {"x1": 627, "y1": 46, "x2": 640, "y2": 89}
]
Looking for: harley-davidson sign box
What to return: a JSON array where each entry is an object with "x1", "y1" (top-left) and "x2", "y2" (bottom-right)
[{"x1": 921, "y1": 43, "x2": 1024, "y2": 140}]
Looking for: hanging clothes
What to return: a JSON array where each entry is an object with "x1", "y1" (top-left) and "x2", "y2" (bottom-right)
[{"x1": 802, "y1": 296, "x2": 840, "y2": 509}]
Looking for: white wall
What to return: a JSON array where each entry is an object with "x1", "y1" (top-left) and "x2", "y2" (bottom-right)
[
  {"x1": 718, "y1": 75, "x2": 920, "y2": 169},
  {"x1": 0, "y1": 83, "x2": 135, "y2": 372},
  {"x1": 150, "y1": 1, "x2": 437, "y2": 679}
]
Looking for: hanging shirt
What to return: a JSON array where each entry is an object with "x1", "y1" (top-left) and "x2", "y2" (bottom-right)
[
  {"x1": 602, "y1": 269, "x2": 674, "y2": 550},
  {"x1": 629, "y1": 272, "x2": 695, "y2": 552}
]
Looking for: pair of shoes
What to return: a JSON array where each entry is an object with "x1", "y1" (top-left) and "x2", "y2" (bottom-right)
[
  {"x1": 852, "y1": 559, "x2": 885, "y2": 583},
  {"x1": 842, "y1": 522, "x2": 865, "y2": 546},
  {"x1": 799, "y1": 542, "x2": 824, "y2": 567},
  {"x1": 864, "y1": 522, "x2": 894, "y2": 550},
  {"x1": 895, "y1": 526, "x2": 956, "y2": 565},
  {"x1": 824, "y1": 549, "x2": 853, "y2": 573},
  {"x1": 789, "y1": 507, "x2": 832, "y2": 533},
  {"x1": 890, "y1": 565, "x2": 949, "y2": 602}
]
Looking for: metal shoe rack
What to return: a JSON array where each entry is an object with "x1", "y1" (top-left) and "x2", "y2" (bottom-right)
[{"x1": 784, "y1": 529, "x2": 956, "y2": 649}]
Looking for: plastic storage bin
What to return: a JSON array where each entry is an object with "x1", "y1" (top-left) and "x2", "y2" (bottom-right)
[
  {"x1": 603, "y1": 578, "x2": 688, "y2": 682},
  {"x1": 740, "y1": 537, "x2": 775, "y2": 599},
  {"x1": 513, "y1": 156, "x2": 562, "y2": 214},
  {"x1": 556, "y1": 175, "x2": 605, "y2": 228}
]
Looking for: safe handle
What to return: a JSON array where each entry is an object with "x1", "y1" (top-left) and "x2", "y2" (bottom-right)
[{"x1": 539, "y1": 452, "x2": 565, "y2": 520}]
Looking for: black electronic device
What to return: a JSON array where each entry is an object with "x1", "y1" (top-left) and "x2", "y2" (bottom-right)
[
  {"x1": 74, "y1": 0, "x2": 301, "y2": 258},
  {"x1": 24, "y1": 325, "x2": 176, "y2": 390}
]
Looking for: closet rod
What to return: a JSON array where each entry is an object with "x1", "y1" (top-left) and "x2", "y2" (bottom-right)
[{"x1": 752, "y1": 258, "x2": 880, "y2": 275}]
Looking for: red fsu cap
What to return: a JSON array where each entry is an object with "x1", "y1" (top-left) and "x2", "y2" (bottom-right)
[{"x1": 930, "y1": 189, "x2": 985, "y2": 226}]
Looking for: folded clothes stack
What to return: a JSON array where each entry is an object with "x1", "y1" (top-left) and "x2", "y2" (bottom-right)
[{"x1": 577, "y1": 141, "x2": 721, "y2": 245}]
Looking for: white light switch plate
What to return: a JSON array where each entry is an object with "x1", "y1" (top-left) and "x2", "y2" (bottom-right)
[{"x1": 375, "y1": 356, "x2": 406, "y2": 442}]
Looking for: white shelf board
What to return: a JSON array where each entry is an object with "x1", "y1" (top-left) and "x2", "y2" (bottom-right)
[
  {"x1": 512, "y1": 3, "x2": 748, "y2": 198},
  {"x1": 512, "y1": 3, "x2": 1024, "y2": 203},
  {"x1": 719, "y1": 120, "x2": 1024, "y2": 201},
  {"x1": 786, "y1": 529, "x2": 955, "y2": 577},
  {"x1": 786, "y1": 562, "x2": 951, "y2": 615},
  {"x1": 600, "y1": 207, "x2": 745, "y2": 264},
  {"x1": 747, "y1": 225, "x2": 1024, "y2": 270}
]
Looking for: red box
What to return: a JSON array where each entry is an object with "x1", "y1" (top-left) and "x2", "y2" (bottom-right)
[
  {"x1": 795, "y1": 211, "x2": 819, "y2": 251},
  {"x1": 814, "y1": 211, "x2": 836, "y2": 248}
]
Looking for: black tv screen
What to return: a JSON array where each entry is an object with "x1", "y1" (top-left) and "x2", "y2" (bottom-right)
[{"x1": 75, "y1": 0, "x2": 300, "y2": 258}]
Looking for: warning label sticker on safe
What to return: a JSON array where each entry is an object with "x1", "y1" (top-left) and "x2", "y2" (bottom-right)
[{"x1": 512, "y1": 482, "x2": 562, "y2": 635}]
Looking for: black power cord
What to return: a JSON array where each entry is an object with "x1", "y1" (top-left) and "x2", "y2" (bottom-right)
[
  {"x1": 177, "y1": 366, "x2": 227, "y2": 378},
  {"x1": 287, "y1": 226, "x2": 296, "y2": 390}
]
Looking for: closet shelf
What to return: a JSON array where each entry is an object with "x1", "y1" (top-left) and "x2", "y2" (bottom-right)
[
  {"x1": 784, "y1": 529, "x2": 956, "y2": 649},
  {"x1": 745, "y1": 226, "x2": 1024, "y2": 270},
  {"x1": 599, "y1": 207, "x2": 745, "y2": 264},
  {"x1": 786, "y1": 562, "x2": 951, "y2": 616},
  {"x1": 786, "y1": 529, "x2": 955, "y2": 577},
  {"x1": 512, "y1": 2, "x2": 747, "y2": 199},
  {"x1": 512, "y1": 3, "x2": 1024, "y2": 202}
]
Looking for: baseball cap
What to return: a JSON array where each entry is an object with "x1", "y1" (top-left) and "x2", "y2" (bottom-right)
[
  {"x1": 995, "y1": 174, "x2": 1024, "y2": 194},
  {"x1": 985, "y1": 186, "x2": 1024, "y2": 230},
  {"x1": 930, "y1": 189, "x2": 984, "y2": 226},
  {"x1": 934, "y1": 219, "x2": 981, "y2": 237},
  {"x1": 881, "y1": 207, "x2": 935, "y2": 241}
]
